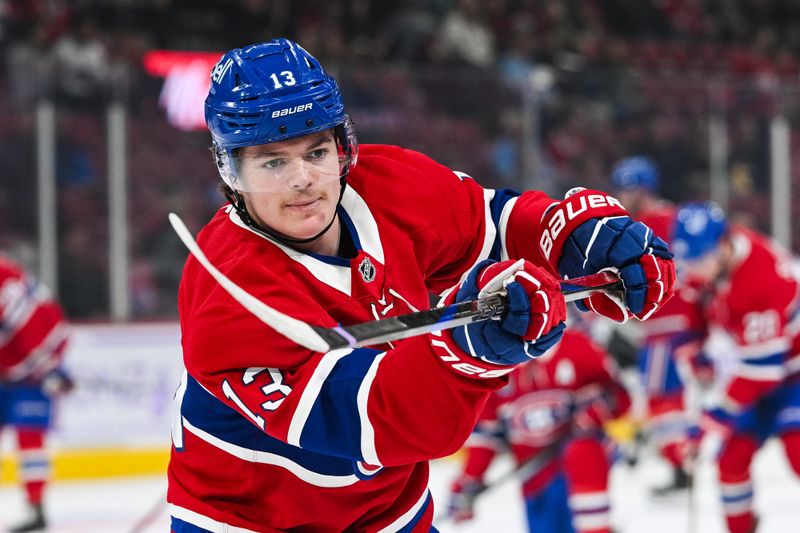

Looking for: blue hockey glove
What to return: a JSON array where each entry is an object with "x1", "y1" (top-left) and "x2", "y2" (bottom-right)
[
  {"x1": 560, "y1": 216, "x2": 675, "y2": 322},
  {"x1": 538, "y1": 188, "x2": 676, "y2": 323},
  {"x1": 431, "y1": 259, "x2": 567, "y2": 377}
]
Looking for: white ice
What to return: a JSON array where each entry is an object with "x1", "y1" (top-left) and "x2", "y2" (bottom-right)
[{"x1": 1, "y1": 438, "x2": 798, "y2": 532}]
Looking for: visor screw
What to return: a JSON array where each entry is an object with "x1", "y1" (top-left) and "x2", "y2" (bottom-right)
[
  {"x1": 306, "y1": 119, "x2": 314, "y2": 127},
  {"x1": 279, "y1": 125, "x2": 287, "y2": 133}
]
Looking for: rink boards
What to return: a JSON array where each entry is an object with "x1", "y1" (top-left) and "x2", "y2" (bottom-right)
[{"x1": 0, "y1": 323, "x2": 184, "y2": 482}]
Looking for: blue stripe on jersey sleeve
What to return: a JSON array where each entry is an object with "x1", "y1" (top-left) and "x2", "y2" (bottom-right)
[
  {"x1": 300, "y1": 347, "x2": 383, "y2": 461},
  {"x1": 742, "y1": 351, "x2": 785, "y2": 367},
  {"x1": 170, "y1": 517, "x2": 210, "y2": 533},
  {"x1": 488, "y1": 188, "x2": 520, "y2": 261},
  {"x1": 181, "y1": 374, "x2": 356, "y2": 477},
  {"x1": 722, "y1": 490, "x2": 753, "y2": 504},
  {"x1": 397, "y1": 491, "x2": 432, "y2": 533}
]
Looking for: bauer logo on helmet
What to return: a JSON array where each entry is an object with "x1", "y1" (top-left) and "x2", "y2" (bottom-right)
[{"x1": 271, "y1": 103, "x2": 313, "y2": 118}]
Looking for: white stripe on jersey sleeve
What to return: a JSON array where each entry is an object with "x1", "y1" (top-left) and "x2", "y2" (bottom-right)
[
  {"x1": 497, "y1": 196, "x2": 517, "y2": 261},
  {"x1": 478, "y1": 188, "x2": 498, "y2": 264},
  {"x1": 738, "y1": 337, "x2": 790, "y2": 358},
  {"x1": 357, "y1": 352, "x2": 386, "y2": 467},
  {"x1": 170, "y1": 503, "x2": 260, "y2": 533},
  {"x1": 736, "y1": 364, "x2": 786, "y2": 381},
  {"x1": 287, "y1": 348, "x2": 352, "y2": 447},
  {"x1": 183, "y1": 418, "x2": 359, "y2": 487},
  {"x1": 376, "y1": 488, "x2": 430, "y2": 533},
  {"x1": 172, "y1": 370, "x2": 189, "y2": 450}
]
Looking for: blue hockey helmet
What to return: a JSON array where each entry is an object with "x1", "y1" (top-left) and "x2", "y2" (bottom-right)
[
  {"x1": 610, "y1": 156, "x2": 660, "y2": 192},
  {"x1": 205, "y1": 38, "x2": 357, "y2": 190},
  {"x1": 671, "y1": 201, "x2": 728, "y2": 261}
]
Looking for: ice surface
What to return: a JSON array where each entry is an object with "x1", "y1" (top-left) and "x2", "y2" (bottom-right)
[{"x1": 1, "y1": 439, "x2": 798, "y2": 532}]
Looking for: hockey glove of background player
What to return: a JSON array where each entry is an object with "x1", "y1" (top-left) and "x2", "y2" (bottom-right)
[
  {"x1": 676, "y1": 424, "x2": 704, "y2": 467},
  {"x1": 572, "y1": 382, "x2": 631, "y2": 435},
  {"x1": 539, "y1": 187, "x2": 675, "y2": 323},
  {"x1": 41, "y1": 367, "x2": 74, "y2": 397},
  {"x1": 446, "y1": 474, "x2": 485, "y2": 523},
  {"x1": 431, "y1": 259, "x2": 567, "y2": 377}
]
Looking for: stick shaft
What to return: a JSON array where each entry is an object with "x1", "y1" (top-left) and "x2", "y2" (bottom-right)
[
  {"x1": 170, "y1": 213, "x2": 621, "y2": 352},
  {"x1": 313, "y1": 273, "x2": 621, "y2": 349}
]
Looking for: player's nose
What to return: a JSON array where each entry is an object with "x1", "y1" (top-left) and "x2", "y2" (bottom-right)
[{"x1": 287, "y1": 161, "x2": 317, "y2": 190}]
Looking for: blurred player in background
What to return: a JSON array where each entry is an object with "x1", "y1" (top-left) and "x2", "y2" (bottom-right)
[
  {"x1": 167, "y1": 38, "x2": 674, "y2": 532},
  {"x1": 671, "y1": 202, "x2": 800, "y2": 533},
  {"x1": 446, "y1": 321, "x2": 631, "y2": 533},
  {"x1": 609, "y1": 157, "x2": 709, "y2": 496},
  {"x1": 0, "y1": 254, "x2": 73, "y2": 533}
]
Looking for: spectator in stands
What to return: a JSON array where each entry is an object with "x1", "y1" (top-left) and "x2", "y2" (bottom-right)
[
  {"x1": 431, "y1": 0, "x2": 496, "y2": 68},
  {"x1": 51, "y1": 16, "x2": 109, "y2": 110}
]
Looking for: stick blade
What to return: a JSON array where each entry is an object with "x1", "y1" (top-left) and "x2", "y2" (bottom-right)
[{"x1": 168, "y1": 213, "x2": 332, "y2": 353}]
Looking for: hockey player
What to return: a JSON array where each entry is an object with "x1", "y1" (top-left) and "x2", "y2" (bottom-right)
[
  {"x1": 671, "y1": 202, "x2": 800, "y2": 533},
  {"x1": 609, "y1": 157, "x2": 708, "y2": 495},
  {"x1": 610, "y1": 156, "x2": 672, "y2": 230},
  {"x1": 446, "y1": 324, "x2": 631, "y2": 533},
  {"x1": 167, "y1": 38, "x2": 675, "y2": 532},
  {"x1": 0, "y1": 254, "x2": 72, "y2": 533}
]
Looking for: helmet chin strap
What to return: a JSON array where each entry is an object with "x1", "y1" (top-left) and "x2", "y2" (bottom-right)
[{"x1": 226, "y1": 177, "x2": 347, "y2": 247}]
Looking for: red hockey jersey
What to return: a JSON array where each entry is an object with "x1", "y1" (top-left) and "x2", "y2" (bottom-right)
[
  {"x1": 168, "y1": 145, "x2": 562, "y2": 532},
  {"x1": 635, "y1": 201, "x2": 675, "y2": 244},
  {"x1": 636, "y1": 203, "x2": 707, "y2": 342},
  {"x1": 0, "y1": 256, "x2": 68, "y2": 382},
  {"x1": 458, "y1": 330, "x2": 630, "y2": 497},
  {"x1": 704, "y1": 227, "x2": 800, "y2": 411}
]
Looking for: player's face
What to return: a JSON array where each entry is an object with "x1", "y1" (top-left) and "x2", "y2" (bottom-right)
[
  {"x1": 677, "y1": 246, "x2": 725, "y2": 283},
  {"x1": 616, "y1": 189, "x2": 646, "y2": 216},
  {"x1": 238, "y1": 131, "x2": 342, "y2": 243}
]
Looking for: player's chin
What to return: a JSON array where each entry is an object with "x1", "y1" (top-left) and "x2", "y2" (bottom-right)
[{"x1": 286, "y1": 209, "x2": 335, "y2": 238}]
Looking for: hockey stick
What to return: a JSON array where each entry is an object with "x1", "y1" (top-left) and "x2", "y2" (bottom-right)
[
  {"x1": 127, "y1": 490, "x2": 167, "y2": 533},
  {"x1": 169, "y1": 213, "x2": 622, "y2": 353},
  {"x1": 433, "y1": 439, "x2": 564, "y2": 527}
]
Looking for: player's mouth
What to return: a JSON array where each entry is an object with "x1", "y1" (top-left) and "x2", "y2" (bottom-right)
[{"x1": 285, "y1": 196, "x2": 324, "y2": 212}]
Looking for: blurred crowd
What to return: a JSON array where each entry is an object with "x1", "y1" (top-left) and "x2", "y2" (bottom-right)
[
  {"x1": 6, "y1": 0, "x2": 800, "y2": 72},
  {"x1": 2, "y1": 0, "x2": 800, "y2": 319}
]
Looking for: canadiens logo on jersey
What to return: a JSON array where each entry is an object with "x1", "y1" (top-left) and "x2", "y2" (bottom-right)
[
  {"x1": 358, "y1": 256, "x2": 376, "y2": 283},
  {"x1": 503, "y1": 390, "x2": 573, "y2": 447}
]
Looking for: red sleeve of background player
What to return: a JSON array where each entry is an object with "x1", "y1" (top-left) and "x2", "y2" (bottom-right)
[
  {"x1": 0, "y1": 258, "x2": 68, "y2": 381},
  {"x1": 459, "y1": 389, "x2": 508, "y2": 480},
  {"x1": 718, "y1": 231, "x2": 799, "y2": 411},
  {"x1": 570, "y1": 333, "x2": 631, "y2": 426}
]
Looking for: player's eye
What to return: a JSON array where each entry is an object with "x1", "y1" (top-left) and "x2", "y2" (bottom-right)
[
  {"x1": 307, "y1": 148, "x2": 328, "y2": 161},
  {"x1": 261, "y1": 158, "x2": 286, "y2": 171}
]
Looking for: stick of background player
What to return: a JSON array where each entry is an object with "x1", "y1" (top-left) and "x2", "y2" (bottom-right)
[
  {"x1": 166, "y1": 37, "x2": 675, "y2": 532},
  {"x1": 445, "y1": 325, "x2": 631, "y2": 533},
  {"x1": 0, "y1": 254, "x2": 73, "y2": 533},
  {"x1": 433, "y1": 434, "x2": 564, "y2": 527}
]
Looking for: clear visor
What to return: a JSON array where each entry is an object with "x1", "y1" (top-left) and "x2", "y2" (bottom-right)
[
  {"x1": 675, "y1": 246, "x2": 721, "y2": 281},
  {"x1": 230, "y1": 141, "x2": 351, "y2": 193}
]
